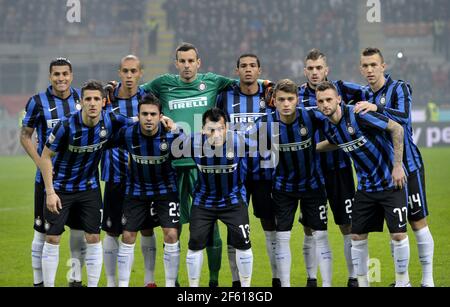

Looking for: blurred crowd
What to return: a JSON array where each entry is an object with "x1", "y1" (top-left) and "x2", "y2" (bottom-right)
[
  {"x1": 163, "y1": 0, "x2": 359, "y2": 83},
  {"x1": 0, "y1": 0, "x2": 449, "y2": 106},
  {"x1": 0, "y1": 0, "x2": 146, "y2": 44}
]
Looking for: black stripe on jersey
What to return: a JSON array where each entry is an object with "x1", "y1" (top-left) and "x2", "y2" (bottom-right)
[
  {"x1": 131, "y1": 125, "x2": 145, "y2": 198},
  {"x1": 77, "y1": 124, "x2": 98, "y2": 189},
  {"x1": 159, "y1": 129, "x2": 173, "y2": 194},
  {"x1": 387, "y1": 83, "x2": 410, "y2": 119},
  {"x1": 58, "y1": 119, "x2": 81, "y2": 191},
  {"x1": 33, "y1": 94, "x2": 46, "y2": 148},
  {"x1": 342, "y1": 109, "x2": 384, "y2": 188},
  {"x1": 46, "y1": 91, "x2": 59, "y2": 119}
]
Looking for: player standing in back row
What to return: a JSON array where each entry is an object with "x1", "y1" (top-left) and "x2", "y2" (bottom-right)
[
  {"x1": 21, "y1": 58, "x2": 86, "y2": 287},
  {"x1": 139, "y1": 43, "x2": 237, "y2": 286},
  {"x1": 298, "y1": 49, "x2": 365, "y2": 287},
  {"x1": 354, "y1": 47, "x2": 434, "y2": 287}
]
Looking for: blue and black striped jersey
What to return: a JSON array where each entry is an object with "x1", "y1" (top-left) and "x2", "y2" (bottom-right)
[
  {"x1": 216, "y1": 82, "x2": 274, "y2": 181},
  {"x1": 189, "y1": 133, "x2": 248, "y2": 209},
  {"x1": 45, "y1": 111, "x2": 129, "y2": 192},
  {"x1": 101, "y1": 84, "x2": 145, "y2": 183},
  {"x1": 256, "y1": 109, "x2": 324, "y2": 193},
  {"x1": 22, "y1": 86, "x2": 81, "y2": 183},
  {"x1": 298, "y1": 80, "x2": 364, "y2": 173},
  {"x1": 361, "y1": 74, "x2": 423, "y2": 173},
  {"x1": 114, "y1": 122, "x2": 182, "y2": 197},
  {"x1": 321, "y1": 105, "x2": 402, "y2": 192}
]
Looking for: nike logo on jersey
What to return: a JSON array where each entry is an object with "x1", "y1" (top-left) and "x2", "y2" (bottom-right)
[
  {"x1": 232, "y1": 103, "x2": 241, "y2": 107},
  {"x1": 301, "y1": 99, "x2": 309, "y2": 103},
  {"x1": 131, "y1": 145, "x2": 141, "y2": 149},
  {"x1": 411, "y1": 210, "x2": 421, "y2": 216},
  {"x1": 172, "y1": 219, "x2": 179, "y2": 224},
  {"x1": 398, "y1": 223, "x2": 407, "y2": 228},
  {"x1": 168, "y1": 87, "x2": 178, "y2": 92},
  {"x1": 73, "y1": 135, "x2": 82, "y2": 140},
  {"x1": 111, "y1": 107, "x2": 120, "y2": 112},
  {"x1": 48, "y1": 107, "x2": 58, "y2": 112}
]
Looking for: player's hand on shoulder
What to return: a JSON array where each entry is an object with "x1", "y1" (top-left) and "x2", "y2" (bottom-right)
[
  {"x1": 104, "y1": 81, "x2": 118, "y2": 104},
  {"x1": 354, "y1": 101, "x2": 377, "y2": 115},
  {"x1": 161, "y1": 115, "x2": 177, "y2": 132}
]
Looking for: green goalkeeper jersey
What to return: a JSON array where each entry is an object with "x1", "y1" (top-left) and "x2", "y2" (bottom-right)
[{"x1": 140, "y1": 72, "x2": 235, "y2": 167}]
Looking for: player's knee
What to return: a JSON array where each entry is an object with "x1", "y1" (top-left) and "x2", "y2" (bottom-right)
[
  {"x1": 409, "y1": 218, "x2": 428, "y2": 231},
  {"x1": 339, "y1": 224, "x2": 352, "y2": 235},
  {"x1": 46, "y1": 235, "x2": 61, "y2": 245},
  {"x1": 122, "y1": 231, "x2": 137, "y2": 244},
  {"x1": 163, "y1": 228, "x2": 178, "y2": 244},
  {"x1": 303, "y1": 226, "x2": 313, "y2": 236},
  {"x1": 391, "y1": 233, "x2": 407, "y2": 242},
  {"x1": 352, "y1": 233, "x2": 368, "y2": 241},
  {"x1": 85, "y1": 233, "x2": 100, "y2": 244}
]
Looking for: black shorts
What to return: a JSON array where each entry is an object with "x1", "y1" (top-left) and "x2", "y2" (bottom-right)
[
  {"x1": 407, "y1": 168, "x2": 429, "y2": 222},
  {"x1": 352, "y1": 188, "x2": 408, "y2": 235},
  {"x1": 188, "y1": 203, "x2": 251, "y2": 251},
  {"x1": 122, "y1": 194, "x2": 179, "y2": 232},
  {"x1": 102, "y1": 182, "x2": 126, "y2": 234},
  {"x1": 245, "y1": 180, "x2": 275, "y2": 219},
  {"x1": 324, "y1": 167, "x2": 355, "y2": 226},
  {"x1": 272, "y1": 189, "x2": 328, "y2": 232},
  {"x1": 44, "y1": 189, "x2": 103, "y2": 236},
  {"x1": 34, "y1": 181, "x2": 83, "y2": 233}
]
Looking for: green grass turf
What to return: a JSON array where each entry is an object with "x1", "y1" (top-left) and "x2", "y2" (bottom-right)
[{"x1": 0, "y1": 148, "x2": 449, "y2": 287}]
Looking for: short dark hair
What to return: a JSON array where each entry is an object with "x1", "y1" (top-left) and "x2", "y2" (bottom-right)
[
  {"x1": 361, "y1": 47, "x2": 385, "y2": 62},
  {"x1": 175, "y1": 42, "x2": 199, "y2": 60},
  {"x1": 305, "y1": 49, "x2": 327, "y2": 65},
  {"x1": 273, "y1": 79, "x2": 298, "y2": 96},
  {"x1": 49, "y1": 57, "x2": 72, "y2": 73},
  {"x1": 236, "y1": 54, "x2": 261, "y2": 68},
  {"x1": 81, "y1": 80, "x2": 105, "y2": 98},
  {"x1": 202, "y1": 108, "x2": 227, "y2": 126},
  {"x1": 316, "y1": 81, "x2": 339, "y2": 95},
  {"x1": 138, "y1": 93, "x2": 161, "y2": 114},
  {"x1": 119, "y1": 54, "x2": 143, "y2": 70}
]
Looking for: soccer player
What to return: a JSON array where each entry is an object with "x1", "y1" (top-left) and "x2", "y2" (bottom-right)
[
  {"x1": 354, "y1": 47, "x2": 434, "y2": 287},
  {"x1": 20, "y1": 57, "x2": 86, "y2": 287},
  {"x1": 100, "y1": 55, "x2": 157, "y2": 287},
  {"x1": 39, "y1": 80, "x2": 129, "y2": 287},
  {"x1": 216, "y1": 54, "x2": 279, "y2": 287},
  {"x1": 315, "y1": 81, "x2": 411, "y2": 287},
  {"x1": 113, "y1": 94, "x2": 181, "y2": 287},
  {"x1": 184, "y1": 108, "x2": 253, "y2": 287},
  {"x1": 138, "y1": 43, "x2": 238, "y2": 286},
  {"x1": 255, "y1": 79, "x2": 331, "y2": 287},
  {"x1": 299, "y1": 49, "x2": 364, "y2": 287}
]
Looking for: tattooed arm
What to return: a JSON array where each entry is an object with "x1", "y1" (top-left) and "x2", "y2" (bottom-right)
[{"x1": 386, "y1": 119, "x2": 406, "y2": 189}]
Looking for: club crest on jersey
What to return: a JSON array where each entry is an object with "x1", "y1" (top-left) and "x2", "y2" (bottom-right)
[
  {"x1": 226, "y1": 151, "x2": 235, "y2": 160},
  {"x1": 199, "y1": 82, "x2": 207, "y2": 91},
  {"x1": 160, "y1": 141, "x2": 168, "y2": 151},
  {"x1": 99, "y1": 129, "x2": 108, "y2": 138},
  {"x1": 259, "y1": 99, "x2": 266, "y2": 109},
  {"x1": 35, "y1": 217, "x2": 42, "y2": 227},
  {"x1": 380, "y1": 96, "x2": 386, "y2": 106},
  {"x1": 48, "y1": 133, "x2": 56, "y2": 144},
  {"x1": 299, "y1": 126, "x2": 308, "y2": 137},
  {"x1": 121, "y1": 215, "x2": 127, "y2": 226},
  {"x1": 75, "y1": 102, "x2": 82, "y2": 111},
  {"x1": 44, "y1": 221, "x2": 50, "y2": 231},
  {"x1": 347, "y1": 125, "x2": 355, "y2": 135}
]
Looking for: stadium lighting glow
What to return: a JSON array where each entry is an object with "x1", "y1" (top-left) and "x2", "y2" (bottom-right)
[{"x1": 397, "y1": 52, "x2": 404, "y2": 59}]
